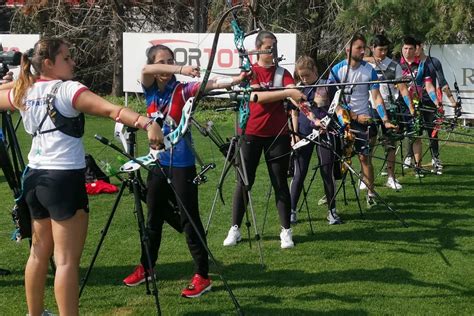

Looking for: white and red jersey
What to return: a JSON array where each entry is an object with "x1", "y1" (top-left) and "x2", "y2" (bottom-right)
[
  {"x1": 8, "y1": 79, "x2": 88, "y2": 170},
  {"x1": 245, "y1": 64, "x2": 295, "y2": 137}
]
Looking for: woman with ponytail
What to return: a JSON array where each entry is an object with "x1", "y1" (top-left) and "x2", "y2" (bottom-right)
[{"x1": 0, "y1": 38, "x2": 164, "y2": 316}]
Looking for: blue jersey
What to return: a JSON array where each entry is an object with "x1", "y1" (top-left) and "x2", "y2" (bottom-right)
[
  {"x1": 143, "y1": 76, "x2": 199, "y2": 167},
  {"x1": 329, "y1": 60, "x2": 379, "y2": 116},
  {"x1": 297, "y1": 81, "x2": 330, "y2": 136}
]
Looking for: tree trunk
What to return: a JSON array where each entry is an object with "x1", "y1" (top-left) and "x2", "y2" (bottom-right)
[
  {"x1": 193, "y1": 0, "x2": 208, "y2": 32},
  {"x1": 111, "y1": 0, "x2": 125, "y2": 97}
]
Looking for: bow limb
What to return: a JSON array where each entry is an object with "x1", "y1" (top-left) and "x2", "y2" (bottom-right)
[
  {"x1": 192, "y1": 4, "x2": 244, "y2": 111},
  {"x1": 225, "y1": 1, "x2": 263, "y2": 130}
]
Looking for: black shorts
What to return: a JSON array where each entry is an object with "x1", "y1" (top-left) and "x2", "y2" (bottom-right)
[
  {"x1": 350, "y1": 121, "x2": 378, "y2": 155},
  {"x1": 23, "y1": 168, "x2": 89, "y2": 221}
]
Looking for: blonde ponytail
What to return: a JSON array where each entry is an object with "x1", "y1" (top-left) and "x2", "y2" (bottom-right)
[{"x1": 12, "y1": 51, "x2": 36, "y2": 111}]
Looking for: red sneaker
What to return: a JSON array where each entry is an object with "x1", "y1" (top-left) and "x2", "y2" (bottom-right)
[
  {"x1": 123, "y1": 264, "x2": 153, "y2": 287},
  {"x1": 181, "y1": 274, "x2": 212, "y2": 298}
]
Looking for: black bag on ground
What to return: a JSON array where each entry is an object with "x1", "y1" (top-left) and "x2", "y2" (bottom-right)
[
  {"x1": 84, "y1": 153, "x2": 110, "y2": 183},
  {"x1": 11, "y1": 196, "x2": 32, "y2": 241}
]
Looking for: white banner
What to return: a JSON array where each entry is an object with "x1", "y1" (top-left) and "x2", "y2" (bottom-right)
[
  {"x1": 430, "y1": 44, "x2": 474, "y2": 119},
  {"x1": 123, "y1": 32, "x2": 297, "y2": 93},
  {"x1": 0, "y1": 34, "x2": 40, "y2": 79}
]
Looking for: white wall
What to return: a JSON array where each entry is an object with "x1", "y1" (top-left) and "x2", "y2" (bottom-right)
[
  {"x1": 123, "y1": 32, "x2": 297, "y2": 93},
  {"x1": 430, "y1": 45, "x2": 474, "y2": 119}
]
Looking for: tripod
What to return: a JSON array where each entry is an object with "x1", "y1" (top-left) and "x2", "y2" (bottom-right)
[
  {"x1": 295, "y1": 129, "x2": 408, "y2": 227},
  {"x1": 205, "y1": 101, "x2": 265, "y2": 268},
  {"x1": 0, "y1": 110, "x2": 57, "y2": 272},
  {"x1": 333, "y1": 159, "x2": 364, "y2": 217},
  {"x1": 295, "y1": 161, "x2": 320, "y2": 230},
  {"x1": 79, "y1": 128, "x2": 161, "y2": 315},
  {"x1": 292, "y1": 140, "x2": 364, "y2": 222},
  {"x1": 83, "y1": 130, "x2": 243, "y2": 315}
]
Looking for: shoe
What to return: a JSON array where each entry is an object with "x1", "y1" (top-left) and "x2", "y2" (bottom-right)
[
  {"x1": 359, "y1": 180, "x2": 367, "y2": 191},
  {"x1": 318, "y1": 195, "x2": 327, "y2": 206},
  {"x1": 380, "y1": 167, "x2": 388, "y2": 176},
  {"x1": 367, "y1": 194, "x2": 377, "y2": 208},
  {"x1": 403, "y1": 156, "x2": 412, "y2": 169},
  {"x1": 123, "y1": 264, "x2": 153, "y2": 287},
  {"x1": 290, "y1": 211, "x2": 297, "y2": 224},
  {"x1": 280, "y1": 227, "x2": 295, "y2": 249},
  {"x1": 181, "y1": 274, "x2": 212, "y2": 298},
  {"x1": 432, "y1": 158, "x2": 443, "y2": 175},
  {"x1": 327, "y1": 209, "x2": 342, "y2": 225},
  {"x1": 415, "y1": 169, "x2": 425, "y2": 178},
  {"x1": 386, "y1": 177, "x2": 402, "y2": 190},
  {"x1": 223, "y1": 225, "x2": 241, "y2": 246},
  {"x1": 432, "y1": 158, "x2": 443, "y2": 170}
]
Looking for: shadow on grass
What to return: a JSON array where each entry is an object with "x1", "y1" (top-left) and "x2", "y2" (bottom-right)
[
  {"x1": 182, "y1": 307, "x2": 368, "y2": 316},
  {"x1": 0, "y1": 269, "x2": 25, "y2": 287},
  {"x1": 291, "y1": 206, "x2": 473, "y2": 268},
  {"x1": 80, "y1": 263, "x2": 469, "y2": 296},
  {"x1": 80, "y1": 262, "x2": 471, "y2": 315}
]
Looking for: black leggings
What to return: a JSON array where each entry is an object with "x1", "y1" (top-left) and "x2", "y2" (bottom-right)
[
  {"x1": 142, "y1": 165, "x2": 208, "y2": 278},
  {"x1": 290, "y1": 133, "x2": 337, "y2": 211},
  {"x1": 232, "y1": 134, "x2": 291, "y2": 229}
]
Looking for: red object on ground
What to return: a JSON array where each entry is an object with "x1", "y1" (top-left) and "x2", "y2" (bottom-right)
[{"x1": 85, "y1": 180, "x2": 118, "y2": 195}]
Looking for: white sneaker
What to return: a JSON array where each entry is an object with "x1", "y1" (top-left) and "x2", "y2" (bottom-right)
[
  {"x1": 386, "y1": 177, "x2": 402, "y2": 190},
  {"x1": 327, "y1": 209, "x2": 342, "y2": 225},
  {"x1": 359, "y1": 180, "x2": 367, "y2": 191},
  {"x1": 318, "y1": 195, "x2": 328, "y2": 206},
  {"x1": 223, "y1": 225, "x2": 241, "y2": 246},
  {"x1": 415, "y1": 171, "x2": 425, "y2": 178},
  {"x1": 367, "y1": 194, "x2": 377, "y2": 208},
  {"x1": 431, "y1": 158, "x2": 443, "y2": 175},
  {"x1": 432, "y1": 158, "x2": 443, "y2": 169},
  {"x1": 290, "y1": 211, "x2": 297, "y2": 224},
  {"x1": 403, "y1": 156, "x2": 412, "y2": 169},
  {"x1": 280, "y1": 227, "x2": 294, "y2": 249}
]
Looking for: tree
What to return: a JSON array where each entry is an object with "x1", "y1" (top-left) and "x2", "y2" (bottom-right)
[
  {"x1": 7, "y1": 0, "x2": 195, "y2": 94},
  {"x1": 335, "y1": 0, "x2": 473, "y2": 49}
]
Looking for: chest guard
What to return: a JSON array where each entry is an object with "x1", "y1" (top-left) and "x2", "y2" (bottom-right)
[{"x1": 33, "y1": 81, "x2": 85, "y2": 138}]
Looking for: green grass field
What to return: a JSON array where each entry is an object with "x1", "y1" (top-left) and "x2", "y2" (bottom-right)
[{"x1": 1, "y1": 109, "x2": 473, "y2": 315}]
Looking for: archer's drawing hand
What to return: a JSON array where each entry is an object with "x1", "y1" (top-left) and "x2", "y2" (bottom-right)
[
  {"x1": 181, "y1": 66, "x2": 201, "y2": 78},
  {"x1": 287, "y1": 88, "x2": 306, "y2": 103}
]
